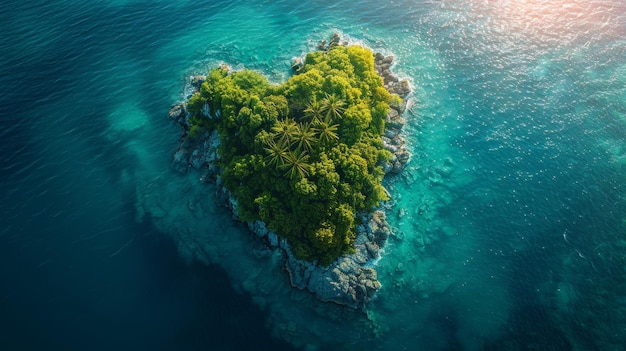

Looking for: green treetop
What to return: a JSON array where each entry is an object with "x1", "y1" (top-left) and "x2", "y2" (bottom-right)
[{"x1": 186, "y1": 42, "x2": 396, "y2": 265}]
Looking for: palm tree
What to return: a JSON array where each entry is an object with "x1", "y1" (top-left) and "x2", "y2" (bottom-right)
[
  {"x1": 303, "y1": 96, "x2": 324, "y2": 123},
  {"x1": 263, "y1": 138, "x2": 289, "y2": 167},
  {"x1": 293, "y1": 122, "x2": 317, "y2": 152},
  {"x1": 280, "y1": 150, "x2": 311, "y2": 179},
  {"x1": 271, "y1": 117, "x2": 298, "y2": 145},
  {"x1": 321, "y1": 93, "x2": 346, "y2": 121},
  {"x1": 313, "y1": 116, "x2": 340, "y2": 146}
]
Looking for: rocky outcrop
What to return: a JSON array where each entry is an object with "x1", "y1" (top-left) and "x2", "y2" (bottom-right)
[
  {"x1": 374, "y1": 54, "x2": 412, "y2": 174},
  {"x1": 168, "y1": 93, "x2": 222, "y2": 176},
  {"x1": 170, "y1": 128, "x2": 220, "y2": 176},
  {"x1": 190, "y1": 75, "x2": 206, "y2": 91},
  {"x1": 168, "y1": 103, "x2": 186, "y2": 123},
  {"x1": 374, "y1": 53, "x2": 411, "y2": 99},
  {"x1": 248, "y1": 211, "x2": 390, "y2": 309},
  {"x1": 317, "y1": 33, "x2": 347, "y2": 52},
  {"x1": 291, "y1": 57, "x2": 304, "y2": 72}
]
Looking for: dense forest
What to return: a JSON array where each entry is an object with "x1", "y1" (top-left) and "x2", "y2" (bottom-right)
[{"x1": 185, "y1": 43, "x2": 397, "y2": 265}]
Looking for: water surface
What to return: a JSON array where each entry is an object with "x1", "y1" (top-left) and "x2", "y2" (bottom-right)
[{"x1": 1, "y1": 0, "x2": 625, "y2": 350}]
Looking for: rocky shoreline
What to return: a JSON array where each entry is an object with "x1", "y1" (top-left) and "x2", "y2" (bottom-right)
[{"x1": 167, "y1": 41, "x2": 411, "y2": 309}]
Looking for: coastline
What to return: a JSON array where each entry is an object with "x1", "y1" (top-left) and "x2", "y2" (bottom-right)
[{"x1": 167, "y1": 40, "x2": 412, "y2": 308}]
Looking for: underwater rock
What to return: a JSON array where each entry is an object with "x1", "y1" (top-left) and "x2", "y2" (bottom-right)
[
  {"x1": 172, "y1": 148, "x2": 190, "y2": 174},
  {"x1": 291, "y1": 57, "x2": 304, "y2": 72},
  {"x1": 248, "y1": 220, "x2": 269, "y2": 238},
  {"x1": 391, "y1": 161, "x2": 404, "y2": 174},
  {"x1": 285, "y1": 254, "x2": 316, "y2": 289},
  {"x1": 168, "y1": 103, "x2": 187, "y2": 126},
  {"x1": 190, "y1": 75, "x2": 206, "y2": 91}
]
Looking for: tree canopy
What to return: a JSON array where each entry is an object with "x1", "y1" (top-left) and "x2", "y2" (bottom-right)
[{"x1": 187, "y1": 43, "x2": 395, "y2": 265}]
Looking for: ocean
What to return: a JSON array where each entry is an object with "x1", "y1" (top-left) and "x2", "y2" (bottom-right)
[{"x1": 1, "y1": 0, "x2": 624, "y2": 350}]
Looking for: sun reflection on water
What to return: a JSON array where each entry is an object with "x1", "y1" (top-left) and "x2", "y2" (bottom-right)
[{"x1": 478, "y1": 0, "x2": 624, "y2": 46}]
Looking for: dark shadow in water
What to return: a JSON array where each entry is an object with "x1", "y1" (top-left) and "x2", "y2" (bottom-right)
[
  {"x1": 425, "y1": 307, "x2": 463, "y2": 351},
  {"x1": 483, "y1": 241, "x2": 573, "y2": 351},
  {"x1": 0, "y1": 141, "x2": 298, "y2": 351},
  {"x1": 132, "y1": 222, "x2": 298, "y2": 351},
  {"x1": 483, "y1": 303, "x2": 572, "y2": 351}
]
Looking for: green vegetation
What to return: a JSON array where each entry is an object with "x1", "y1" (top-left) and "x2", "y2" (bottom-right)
[{"x1": 187, "y1": 44, "x2": 395, "y2": 265}]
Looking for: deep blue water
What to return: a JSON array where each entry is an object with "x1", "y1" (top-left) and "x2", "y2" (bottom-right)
[{"x1": 1, "y1": 0, "x2": 625, "y2": 350}]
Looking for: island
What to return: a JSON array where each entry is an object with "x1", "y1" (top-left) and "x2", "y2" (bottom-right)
[{"x1": 168, "y1": 34, "x2": 411, "y2": 308}]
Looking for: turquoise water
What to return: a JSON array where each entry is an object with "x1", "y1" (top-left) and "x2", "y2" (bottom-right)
[{"x1": 1, "y1": 0, "x2": 625, "y2": 350}]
